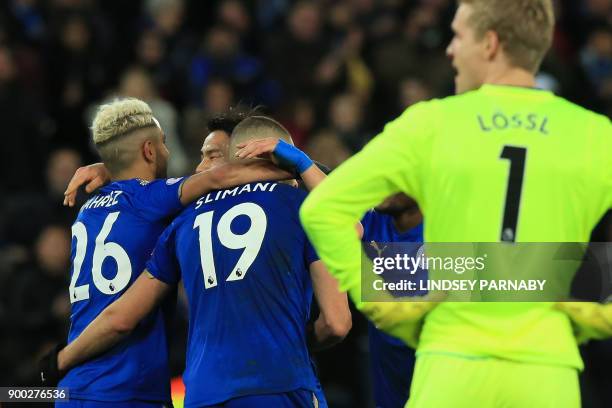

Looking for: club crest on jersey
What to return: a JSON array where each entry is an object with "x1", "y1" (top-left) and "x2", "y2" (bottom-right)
[
  {"x1": 137, "y1": 179, "x2": 150, "y2": 186},
  {"x1": 166, "y1": 177, "x2": 183, "y2": 185}
]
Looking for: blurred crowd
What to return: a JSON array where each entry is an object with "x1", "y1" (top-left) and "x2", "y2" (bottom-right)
[{"x1": 0, "y1": 0, "x2": 610, "y2": 406}]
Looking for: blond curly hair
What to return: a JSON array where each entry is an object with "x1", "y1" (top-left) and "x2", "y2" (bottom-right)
[{"x1": 91, "y1": 98, "x2": 159, "y2": 145}]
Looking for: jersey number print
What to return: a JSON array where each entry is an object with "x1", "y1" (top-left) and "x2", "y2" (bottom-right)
[
  {"x1": 500, "y1": 146, "x2": 527, "y2": 242},
  {"x1": 194, "y1": 202, "x2": 267, "y2": 289},
  {"x1": 70, "y1": 212, "x2": 133, "y2": 302}
]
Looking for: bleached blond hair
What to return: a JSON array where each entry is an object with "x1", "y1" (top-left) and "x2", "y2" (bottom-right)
[{"x1": 91, "y1": 98, "x2": 158, "y2": 145}]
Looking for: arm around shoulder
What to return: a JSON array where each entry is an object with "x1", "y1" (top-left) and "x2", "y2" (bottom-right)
[{"x1": 57, "y1": 272, "x2": 171, "y2": 372}]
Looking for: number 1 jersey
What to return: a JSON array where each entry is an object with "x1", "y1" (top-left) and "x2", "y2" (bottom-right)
[
  {"x1": 60, "y1": 178, "x2": 184, "y2": 402},
  {"x1": 147, "y1": 182, "x2": 319, "y2": 407},
  {"x1": 301, "y1": 85, "x2": 611, "y2": 370}
]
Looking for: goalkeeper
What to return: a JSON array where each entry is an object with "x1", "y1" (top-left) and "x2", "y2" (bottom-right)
[{"x1": 300, "y1": 0, "x2": 612, "y2": 407}]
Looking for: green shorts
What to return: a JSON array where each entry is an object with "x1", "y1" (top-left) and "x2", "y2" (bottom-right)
[{"x1": 407, "y1": 353, "x2": 580, "y2": 408}]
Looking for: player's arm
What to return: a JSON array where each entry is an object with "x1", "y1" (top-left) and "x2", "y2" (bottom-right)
[
  {"x1": 309, "y1": 260, "x2": 352, "y2": 350},
  {"x1": 179, "y1": 161, "x2": 291, "y2": 205},
  {"x1": 300, "y1": 102, "x2": 434, "y2": 298},
  {"x1": 63, "y1": 161, "x2": 292, "y2": 207},
  {"x1": 237, "y1": 138, "x2": 365, "y2": 241},
  {"x1": 56, "y1": 272, "x2": 170, "y2": 373},
  {"x1": 63, "y1": 163, "x2": 111, "y2": 206},
  {"x1": 299, "y1": 164, "x2": 327, "y2": 191},
  {"x1": 235, "y1": 138, "x2": 326, "y2": 191}
]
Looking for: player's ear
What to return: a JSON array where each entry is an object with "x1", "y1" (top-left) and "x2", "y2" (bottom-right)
[
  {"x1": 142, "y1": 139, "x2": 156, "y2": 164},
  {"x1": 483, "y1": 30, "x2": 500, "y2": 61}
]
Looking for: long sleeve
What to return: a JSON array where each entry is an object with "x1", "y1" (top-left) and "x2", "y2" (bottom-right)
[{"x1": 300, "y1": 101, "x2": 436, "y2": 298}]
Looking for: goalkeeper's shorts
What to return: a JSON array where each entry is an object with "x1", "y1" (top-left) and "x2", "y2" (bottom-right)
[{"x1": 407, "y1": 353, "x2": 579, "y2": 408}]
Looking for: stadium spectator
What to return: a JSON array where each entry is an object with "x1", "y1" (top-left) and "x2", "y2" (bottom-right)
[
  {"x1": 581, "y1": 25, "x2": 612, "y2": 114},
  {"x1": 182, "y1": 78, "x2": 235, "y2": 168},
  {"x1": 327, "y1": 92, "x2": 370, "y2": 153},
  {"x1": 304, "y1": 129, "x2": 352, "y2": 171},
  {"x1": 45, "y1": 13, "x2": 109, "y2": 152},
  {"x1": 145, "y1": 0, "x2": 185, "y2": 39},
  {"x1": 279, "y1": 98, "x2": 316, "y2": 149},
  {"x1": 0, "y1": 148, "x2": 83, "y2": 254},
  {"x1": 5, "y1": 224, "x2": 70, "y2": 384},
  {"x1": 216, "y1": 0, "x2": 256, "y2": 52},
  {"x1": 189, "y1": 25, "x2": 264, "y2": 104},
  {"x1": 398, "y1": 77, "x2": 433, "y2": 112},
  {"x1": 264, "y1": 2, "x2": 330, "y2": 102},
  {"x1": 0, "y1": 44, "x2": 46, "y2": 192}
]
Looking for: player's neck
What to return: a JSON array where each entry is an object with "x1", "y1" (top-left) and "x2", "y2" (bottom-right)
[
  {"x1": 484, "y1": 66, "x2": 536, "y2": 89},
  {"x1": 392, "y1": 210, "x2": 423, "y2": 234},
  {"x1": 111, "y1": 164, "x2": 156, "y2": 183}
]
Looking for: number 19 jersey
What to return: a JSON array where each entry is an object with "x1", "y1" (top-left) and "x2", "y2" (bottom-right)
[
  {"x1": 60, "y1": 178, "x2": 184, "y2": 402},
  {"x1": 146, "y1": 182, "x2": 319, "y2": 407}
]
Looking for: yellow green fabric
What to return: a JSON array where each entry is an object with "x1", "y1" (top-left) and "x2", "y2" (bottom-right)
[
  {"x1": 555, "y1": 301, "x2": 612, "y2": 343},
  {"x1": 407, "y1": 353, "x2": 580, "y2": 408},
  {"x1": 300, "y1": 84, "x2": 612, "y2": 370}
]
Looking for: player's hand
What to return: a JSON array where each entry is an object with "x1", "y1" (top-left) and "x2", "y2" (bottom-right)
[
  {"x1": 360, "y1": 292, "x2": 445, "y2": 348},
  {"x1": 236, "y1": 138, "x2": 314, "y2": 174},
  {"x1": 555, "y1": 301, "x2": 612, "y2": 344},
  {"x1": 63, "y1": 163, "x2": 111, "y2": 207},
  {"x1": 39, "y1": 343, "x2": 65, "y2": 386},
  {"x1": 235, "y1": 137, "x2": 279, "y2": 161}
]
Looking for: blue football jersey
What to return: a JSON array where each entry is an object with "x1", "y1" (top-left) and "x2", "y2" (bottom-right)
[
  {"x1": 60, "y1": 177, "x2": 185, "y2": 402},
  {"x1": 147, "y1": 182, "x2": 320, "y2": 407},
  {"x1": 361, "y1": 210, "x2": 423, "y2": 408}
]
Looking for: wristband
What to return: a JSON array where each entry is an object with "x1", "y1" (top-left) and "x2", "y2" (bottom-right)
[
  {"x1": 273, "y1": 140, "x2": 314, "y2": 174},
  {"x1": 39, "y1": 343, "x2": 65, "y2": 386}
]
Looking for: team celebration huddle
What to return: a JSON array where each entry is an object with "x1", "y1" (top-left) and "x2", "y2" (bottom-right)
[{"x1": 19, "y1": 0, "x2": 611, "y2": 407}]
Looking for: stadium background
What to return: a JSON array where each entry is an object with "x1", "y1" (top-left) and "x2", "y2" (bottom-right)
[{"x1": 0, "y1": 0, "x2": 610, "y2": 406}]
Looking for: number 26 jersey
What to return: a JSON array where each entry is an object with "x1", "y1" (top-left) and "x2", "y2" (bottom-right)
[{"x1": 61, "y1": 177, "x2": 184, "y2": 402}]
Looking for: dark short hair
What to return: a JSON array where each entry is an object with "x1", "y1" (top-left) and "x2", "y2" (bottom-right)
[{"x1": 206, "y1": 106, "x2": 263, "y2": 135}]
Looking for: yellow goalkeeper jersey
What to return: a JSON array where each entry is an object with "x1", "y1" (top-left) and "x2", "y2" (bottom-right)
[{"x1": 300, "y1": 84, "x2": 612, "y2": 369}]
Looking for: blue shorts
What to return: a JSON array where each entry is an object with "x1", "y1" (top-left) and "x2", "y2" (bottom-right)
[
  {"x1": 368, "y1": 322, "x2": 415, "y2": 408},
  {"x1": 203, "y1": 389, "x2": 317, "y2": 408},
  {"x1": 56, "y1": 400, "x2": 170, "y2": 408}
]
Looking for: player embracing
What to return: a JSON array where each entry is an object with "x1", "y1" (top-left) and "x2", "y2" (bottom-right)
[
  {"x1": 40, "y1": 99, "x2": 288, "y2": 407},
  {"x1": 46, "y1": 116, "x2": 351, "y2": 408}
]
